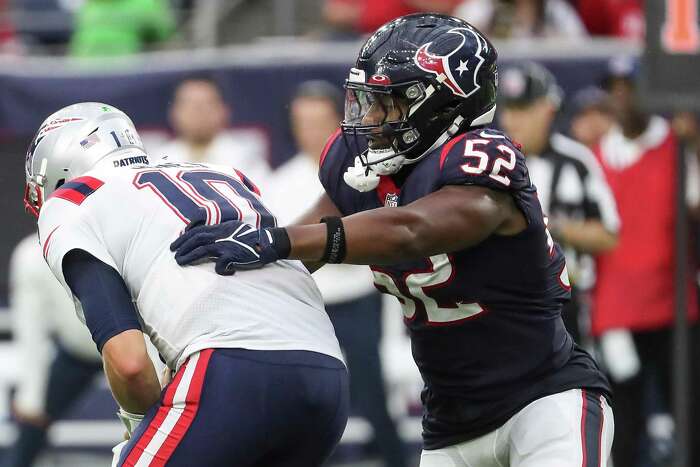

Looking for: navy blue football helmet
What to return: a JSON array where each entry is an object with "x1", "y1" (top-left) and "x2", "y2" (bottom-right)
[{"x1": 342, "y1": 13, "x2": 498, "y2": 178}]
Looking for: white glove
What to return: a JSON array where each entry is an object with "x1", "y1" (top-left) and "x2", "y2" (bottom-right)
[
  {"x1": 117, "y1": 408, "x2": 144, "y2": 436},
  {"x1": 600, "y1": 329, "x2": 640, "y2": 383},
  {"x1": 111, "y1": 439, "x2": 129, "y2": 467}
]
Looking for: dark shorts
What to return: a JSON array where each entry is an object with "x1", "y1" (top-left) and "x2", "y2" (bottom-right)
[{"x1": 118, "y1": 348, "x2": 348, "y2": 467}]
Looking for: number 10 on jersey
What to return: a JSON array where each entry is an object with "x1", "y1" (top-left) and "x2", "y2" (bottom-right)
[{"x1": 133, "y1": 168, "x2": 276, "y2": 228}]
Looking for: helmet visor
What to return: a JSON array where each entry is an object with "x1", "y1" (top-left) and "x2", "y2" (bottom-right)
[{"x1": 343, "y1": 87, "x2": 408, "y2": 130}]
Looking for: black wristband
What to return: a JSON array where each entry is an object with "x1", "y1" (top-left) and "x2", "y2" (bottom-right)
[
  {"x1": 320, "y1": 216, "x2": 347, "y2": 264},
  {"x1": 268, "y1": 227, "x2": 291, "y2": 259}
]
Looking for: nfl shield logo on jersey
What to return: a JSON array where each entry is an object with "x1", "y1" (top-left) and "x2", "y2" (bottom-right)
[{"x1": 385, "y1": 193, "x2": 399, "y2": 207}]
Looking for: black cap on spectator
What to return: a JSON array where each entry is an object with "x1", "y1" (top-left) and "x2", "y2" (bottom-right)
[
  {"x1": 570, "y1": 86, "x2": 611, "y2": 116},
  {"x1": 292, "y1": 80, "x2": 344, "y2": 116},
  {"x1": 499, "y1": 62, "x2": 563, "y2": 109}
]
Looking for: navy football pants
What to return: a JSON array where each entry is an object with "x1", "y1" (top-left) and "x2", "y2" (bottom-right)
[{"x1": 118, "y1": 348, "x2": 349, "y2": 466}]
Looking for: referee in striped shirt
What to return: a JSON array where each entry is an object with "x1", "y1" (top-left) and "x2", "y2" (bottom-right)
[{"x1": 498, "y1": 62, "x2": 620, "y2": 344}]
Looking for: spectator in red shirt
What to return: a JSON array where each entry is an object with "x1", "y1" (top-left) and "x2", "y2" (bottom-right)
[
  {"x1": 576, "y1": 0, "x2": 644, "y2": 40},
  {"x1": 0, "y1": 0, "x2": 16, "y2": 50},
  {"x1": 593, "y1": 57, "x2": 700, "y2": 467},
  {"x1": 323, "y1": 0, "x2": 459, "y2": 36}
]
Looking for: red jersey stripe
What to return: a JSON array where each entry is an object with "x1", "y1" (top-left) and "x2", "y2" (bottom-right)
[
  {"x1": 149, "y1": 349, "x2": 213, "y2": 467},
  {"x1": 319, "y1": 128, "x2": 342, "y2": 167},
  {"x1": 73, "y1": 176, "x2": 105, "y2": 190},
  {"x1": 439, "y1": 133, "x2": 469, "y2": 170},
  {"x1": 122, "y1": 359, "x2": 191, "y2": 466},
  {"x1": 42, "y1": 225, "x2": 60, "y2": 260}
]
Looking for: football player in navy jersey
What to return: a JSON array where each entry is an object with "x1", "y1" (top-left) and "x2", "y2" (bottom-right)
[{"x1": 172, "y1": 13, "x2": 614, "y2": 466}]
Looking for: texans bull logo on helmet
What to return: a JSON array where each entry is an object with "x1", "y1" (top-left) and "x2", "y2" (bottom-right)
[{"x1": 414, "y1": 27, "x2": 489, "y2": 99}]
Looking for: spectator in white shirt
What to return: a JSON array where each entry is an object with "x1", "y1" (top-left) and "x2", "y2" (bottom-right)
[
  {"x1": 1, "y1": 234, "x2": 102, "y2": 467},
  {"x1": 158, "y1": 76, "x2": 270, "y2": 184},
  {"x1": 262, "y1": 81, "x2": 408, "y2": 467},
  {"x1": 461, "y1": 0, "x2": 588, "y2": 39}
]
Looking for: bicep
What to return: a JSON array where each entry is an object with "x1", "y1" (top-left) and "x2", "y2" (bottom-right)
[
  {"x1": 401, "y1": 185, "x2": 520, "y2": 254},
  {"x1": 62, "y1": 250, "x2": 141, "y2": 353}
]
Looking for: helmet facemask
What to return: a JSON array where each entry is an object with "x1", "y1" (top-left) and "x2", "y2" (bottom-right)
[
  {"x1": 341, "y1": 77, "x2": 468, "y2": 181},
  {"x1": 342, "y1": 81, "x2": 422, "y2": 176},
  {"x1": 24, "y1": 175, "x2": 46, "y2": 218}
]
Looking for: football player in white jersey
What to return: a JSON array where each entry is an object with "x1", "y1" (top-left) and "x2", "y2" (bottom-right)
[{"x1": 24, "y1": 102, "x2": 348, "y2": 467}]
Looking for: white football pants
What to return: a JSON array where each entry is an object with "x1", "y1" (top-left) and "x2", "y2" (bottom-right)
[{"x1": 420, "y1": 389, "x2": 614, "y2": 467}]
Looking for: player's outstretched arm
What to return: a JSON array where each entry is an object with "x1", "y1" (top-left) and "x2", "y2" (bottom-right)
[
  {"x1": 171, "y1": 185, "x2": 527, "y2": 272},
  {"x1": 286, "y1": 185, "x2": 526, "y2": 265}
]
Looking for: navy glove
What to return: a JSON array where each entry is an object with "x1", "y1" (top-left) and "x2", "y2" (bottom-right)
[{"x1": 170, "y1": 220, "x2": 290, "y2": 275}]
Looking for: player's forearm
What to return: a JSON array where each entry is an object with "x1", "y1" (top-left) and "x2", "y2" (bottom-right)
[
  {"x1": 287, "y1": 207, "x2": 439, "y2": 265},
  {"x1": 287, "y1": 192, "x2": 433, "y2": 264},
  {"x1": 286, "y1": 186, "x2": 511, "y2": 265},
  {"x1": 553, "y1": 220, "x2": 618, "y2": 254},
  {"x1": 105, "y1": 363, "x2": 161, "y2": 414},
  {"x1": 102, "y1": 330, "x2": 161, "y2": 414}
]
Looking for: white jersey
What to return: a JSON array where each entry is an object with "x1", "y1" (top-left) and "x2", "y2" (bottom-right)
[{"x1": 38, "y1": 161, "x2": 343, "y2": 370}]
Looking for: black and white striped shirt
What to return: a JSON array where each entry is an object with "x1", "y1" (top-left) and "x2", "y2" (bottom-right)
[{"x1": 526, "y1": 133, "x2": 620, "y2": 289}]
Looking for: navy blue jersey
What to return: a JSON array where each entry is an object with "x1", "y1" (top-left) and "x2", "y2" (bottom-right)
[{"x1": 320, "y1": 128, "x2": 611, "y2": 449}]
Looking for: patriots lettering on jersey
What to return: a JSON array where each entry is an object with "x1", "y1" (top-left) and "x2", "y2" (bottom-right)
[
  {"x1": 49, "y1": 176, "x2": 104, "y2": 206},
  {"x1": 113, "y1": 155, "x2": 149, "y2": 168}
]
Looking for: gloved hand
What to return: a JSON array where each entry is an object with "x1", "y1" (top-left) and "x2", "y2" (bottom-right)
[
  {"x1": 117, "y1": 408, "x2": 143, "y2": 436},
  {"x1": 170, "y1": 220, "x2": 290, "y2": 275}
]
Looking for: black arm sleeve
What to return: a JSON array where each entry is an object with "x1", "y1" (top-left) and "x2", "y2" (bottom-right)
[{"x1": 62, "y1": 249, "x2": 141, "y2": 353}]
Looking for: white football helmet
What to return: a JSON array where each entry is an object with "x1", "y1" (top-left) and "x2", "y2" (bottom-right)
[{"x1": 24, "y1": 102, "x2": 146, "y2": 217}]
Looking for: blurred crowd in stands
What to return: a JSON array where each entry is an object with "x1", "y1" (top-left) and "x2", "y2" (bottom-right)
[{"x1": 0, "y1": 0, "x2": 643, "y2": 57}]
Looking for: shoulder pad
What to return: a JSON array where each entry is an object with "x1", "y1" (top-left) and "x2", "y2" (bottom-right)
[
  {"x1": 438, "y1": 129, "x2": 530, "y2": 192},
  {"x1": 318, "y1": 128, "x2": 355, "y2": 195},
  {"x1": 319, "y1": 128, "x2": 344, "y2": 168}
]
